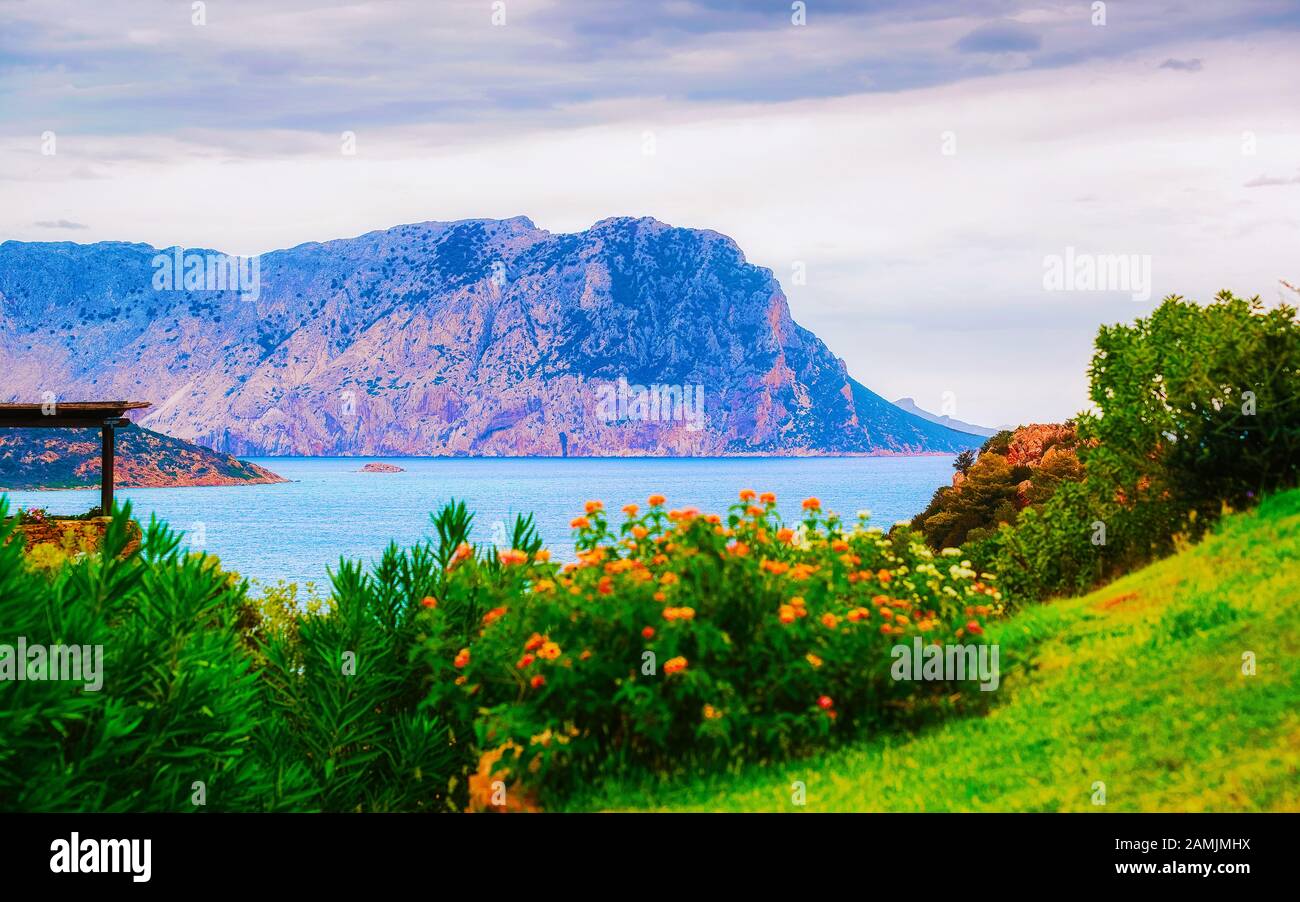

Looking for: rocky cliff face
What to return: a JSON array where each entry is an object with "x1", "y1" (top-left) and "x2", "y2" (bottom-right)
[
  {"x1": 0, "y1": 425, "x2": 285, "y2": 490},
  {"x1": 0, "y1": 217, "x2": 979, "y2": 456}
]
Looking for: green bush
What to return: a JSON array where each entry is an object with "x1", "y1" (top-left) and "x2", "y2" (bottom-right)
[
  {"x1": 0, "y1": 499, "x2": 459, "y2": 813},
  {"x1": 983, "y1": 291, "x2": 1300, "y2": 602},
  {"x1": 0, "y1": 500, "x2": 288, "y2": 811},
  {"x1": 418, "y1": 493, "x2": 1003, "y2": 803}
]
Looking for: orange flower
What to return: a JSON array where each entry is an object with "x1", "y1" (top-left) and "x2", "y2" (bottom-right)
[
  {"x1": 598, "y1": 576, "x2": 614, "y2": 595},
  {"x1": 451, "y1": 542, "x2": 474, "y2": 564},
  {"x1": 778, "y1": 605, "x2": 797, "y2": 624},
  {"x1": 653, "y1": 591, "x2": 667, "y2": 602},
  {"x1": 739, "y1": 489, "x2": 757, "y2": 502},
  {"x1": 585, "y1": 500, "x2": 604, "y2": 515},
  {"x1": 420, "y1": 596, "x2": 438, "y2": 609},
  {"x1": 966, "y1": 621, "x2": 984, "y2": 636},
  {"x1": 703, "y1": 704, "x2": 722, "y2": 720},
  {"x1": 454, "y1": 648, "x2": 471, "y2": 668},
  {"x1": 622, "y1": 503, "x2": 639, "y2": 517},
  {"x1": 726, "y1": 541, "x2": 750, "y2": 557},
  {"x1": 746, "y1": 505, "x2": 765, "y2": 518},
  {"x1": 499, "y1": 548, "x2": 528, "y2": 566},
  {"x1": 483, "y1": 606, "x2": 508, "y2": 626},
  {"x1": 821, "y1": 613, "x2": 840, "y2": 629},
  {"x1": 846, "y1": 607, "x2": 869, "y2": 622},
  {"x1": 806, "y1": 653, "x2": 823, "y2": 668},
  {"x1": 516, "y1": 653, "x2": 535, "y2": 669},
  {"x1": 524, "y1": 632, "x2": 546, "y2": 651},
  {"x1": 659, "y1": 572, "x2": 679, "y2": 586},
  {"x1": 632, "y1": 524, "x2": 649, "y2": 540},
  {"x1": 776, "y1": 527, "x2": 795, "y2": 544},
  {"x1": 642, "y1": 626, "x2": 655, "y2": 639},
  {"x1": 648, "y1": 494, "x2": 666, "y2": 507},
  {"x1": 760, "y1": 492, "x2": 776, "y2": 505},
  {"x1": 877, "y1": 569, "x2": 892, "y2": 583},
  {"x1": 801, "y1": 497, "x2": 821, "y2": 511},
  {"x1": 790, "y1": 563, "x2": 817, "y2": 581},
  {"x1": 530, "y1": 675, "x2": 546, "y2": 689},
  {"x1": 538, "y1": 641, "x2": 562, "y2": 660},
  {"x1": 663, "y1": 656, "x2": 688, "y2": 675},
  {"x1": 579, "y1": 649, "x2": 592, "y2": 661},
  {"x1": 831, "y1": 539, "x2": 849, "y2": 552},
  {"x1": 817, "y1": 695, "x2": 834, "y2": 710},
  {"x1": 534, "y1": 549, "x2": 551, "y2": 563}
]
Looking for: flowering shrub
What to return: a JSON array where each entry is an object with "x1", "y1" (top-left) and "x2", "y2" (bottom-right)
[{"x1": 420, "y1": 491, "x2": 1002, "y2": 798}]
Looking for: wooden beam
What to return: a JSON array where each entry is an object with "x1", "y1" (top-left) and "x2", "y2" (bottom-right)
[{"x1": 101, "y1": 421, "x2": 115, "y2": 514}]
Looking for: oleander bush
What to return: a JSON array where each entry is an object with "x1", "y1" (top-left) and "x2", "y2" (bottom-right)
[
  {"x1": 417, "y1": 492, "x2": 1002, "y2": 802},
  {"x1": 0, "y1": 499, "x2": 286, "y2": 811},
  {"x1": 0, "y1": 499, "x2": 459, "y2": 813}
]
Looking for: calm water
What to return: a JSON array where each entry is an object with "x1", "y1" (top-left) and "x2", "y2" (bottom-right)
[{"x1": 3, "y1": 456, "x2": 952, "y2": 586}]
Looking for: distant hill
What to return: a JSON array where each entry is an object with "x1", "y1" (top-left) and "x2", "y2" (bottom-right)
[
  {"x1": 0, "y1": 424, "x2": 286, "y2": 491},
  {"x1": 0, "y1": 217, "x2": 981, "y2": 456},
  {"x1": 892, "y1": 397, "x2": 1000, "y2": 437}
]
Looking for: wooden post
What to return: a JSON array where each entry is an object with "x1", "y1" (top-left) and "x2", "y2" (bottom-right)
[{"x1": 101, "y1": 420, "x2": 115, "y2": 514}]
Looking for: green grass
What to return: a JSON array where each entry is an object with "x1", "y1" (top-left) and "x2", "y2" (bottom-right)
[{"x1": 570, "y1": 489, "x2": 1300, "y2": 812}]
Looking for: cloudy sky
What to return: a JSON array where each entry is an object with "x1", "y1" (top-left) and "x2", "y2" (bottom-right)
[{"x1": 2, "y1": 0, "x2": 1298, "y2": 426}]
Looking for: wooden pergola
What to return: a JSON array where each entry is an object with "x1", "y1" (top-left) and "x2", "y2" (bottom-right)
[{"x1": 0, "y1": 401, "x2": 151, "y2": 513}]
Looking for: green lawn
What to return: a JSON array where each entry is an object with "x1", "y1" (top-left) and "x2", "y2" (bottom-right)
[{"x1": 571, "y1": 489, "x2": 1300, "y2": 812}]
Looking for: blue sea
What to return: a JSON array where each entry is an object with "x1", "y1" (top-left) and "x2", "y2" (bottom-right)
[{"x1": 2, "y1": 456, "x2": 952, "y2": 587}]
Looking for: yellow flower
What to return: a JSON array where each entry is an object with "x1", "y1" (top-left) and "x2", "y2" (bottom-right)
[{"x1": 806, "y1": 653, "x2": 823, "y2": 669}]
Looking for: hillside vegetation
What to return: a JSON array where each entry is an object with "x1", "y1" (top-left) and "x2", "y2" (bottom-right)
[{"x1": 573, "y1": 488, "x2": 1300, "y2": 812}]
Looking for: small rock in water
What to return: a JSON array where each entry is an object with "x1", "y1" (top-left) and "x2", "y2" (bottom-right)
[{"x1": 359, "y1": 462, "x2": 405, "y2": 473}]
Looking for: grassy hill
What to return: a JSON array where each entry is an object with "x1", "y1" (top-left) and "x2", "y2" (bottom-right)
[{"x1": 573, "y1": 488, "x2": 1300, "y2": 812}]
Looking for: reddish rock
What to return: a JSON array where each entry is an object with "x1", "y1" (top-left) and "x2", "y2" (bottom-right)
[{"x1": 7, "y1": 517, "x2": 142, "y2": 557}]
